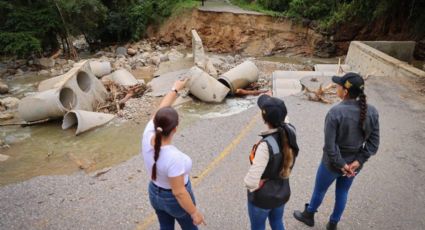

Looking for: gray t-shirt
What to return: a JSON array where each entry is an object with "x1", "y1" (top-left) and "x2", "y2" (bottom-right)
[{"x1": 322, "y1": 99, "x2": 380, "y2": 173}]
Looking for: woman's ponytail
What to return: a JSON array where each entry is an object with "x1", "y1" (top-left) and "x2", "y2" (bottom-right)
[
  {"x1": 359, "y1": 92, "x2": 368, "y2": 138},
  {"x1": 152, "y1": 127, "x2": 163, "y2": 181},
  {"x1": 278, "y1": 127, "x2": 294, "y2": 178}
]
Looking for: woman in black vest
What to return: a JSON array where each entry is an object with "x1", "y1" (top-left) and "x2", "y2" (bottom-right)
[{"x1": 244, "y1": 94, "x2": 299, "y2": 230}]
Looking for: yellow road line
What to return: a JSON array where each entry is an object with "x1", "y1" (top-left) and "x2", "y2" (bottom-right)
[{"x1": 136, "y1": 113, "x2": 260, "y2": 230}]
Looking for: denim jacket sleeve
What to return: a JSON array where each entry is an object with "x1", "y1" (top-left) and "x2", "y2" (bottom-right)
[
  {"x1": 323, "y1": 112, "x2": 346, "y2": 169},
  {"x1": 357, "y1": 112, "x2": 380, "y2": 165}
]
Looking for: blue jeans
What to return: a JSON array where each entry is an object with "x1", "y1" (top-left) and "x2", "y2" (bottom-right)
[
  {"x1": 149, "y1": 181, "x2": 198, "y2": 230},
  {"x1": 307, "y1": 162, "x2": 356, "y2": 223},
  {"x1": 248, "y1": 201, "x2": 285, "y2": 230}
]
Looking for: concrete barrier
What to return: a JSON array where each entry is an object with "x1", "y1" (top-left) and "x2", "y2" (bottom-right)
[
  {"x1": 345, "y1": 41, "x2": 425, "y2": 79},
  {"x1": 362, "y1": 41, "x2": 416, "y2": 63},
  {"x1": 218, "y1": 61, "x2": 259, "y2": 94}
]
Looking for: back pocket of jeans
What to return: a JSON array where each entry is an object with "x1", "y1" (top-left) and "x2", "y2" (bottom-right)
[{"x1": 163, "y1": 199, "x2": 188, "y2": 218}]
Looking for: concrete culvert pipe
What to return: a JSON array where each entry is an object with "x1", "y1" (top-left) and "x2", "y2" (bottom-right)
[
  {"x1": 89, "y1": 61, "x2": 112, "y2": 78},
  {"x1": 76, "y1": 71, "x2": 92, "y2": 92},
  {"x1": 111, "y1": 69, "x2": 139, "y2": 86},
  {"x1": 59, "y1": 87, "x2": 77, "y2": 110},
  {"x1": 18, "y1": 89, "x2": 67, "y2": 122},
  {"x1": 62, "y1": 110, "x2": 115, "y2": 135},
  {"x1": 187, "y1": 66, "x2": 230, "y2": 103},
  {"x1": 218, "y1": 60, "x2": 259, "y2": 94}
]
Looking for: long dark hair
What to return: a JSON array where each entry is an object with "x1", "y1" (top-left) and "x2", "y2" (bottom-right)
[
  {"x1": 262, "y1": 113, "x2": 294, "y2": 178},
  {"x1": 152, "y1": 106, "x2": 179, "y2": 181}
]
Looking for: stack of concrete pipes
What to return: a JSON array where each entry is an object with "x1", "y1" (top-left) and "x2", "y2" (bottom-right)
[
  {"x1": 186, "y1": 60, "x2": 260, "y2": 103},
  {"x1": 187, "y1": 30, "x2": 260, "y2": 103},
  {"x1": 18, "y1": 60, "x2": 116, "y2": 135}
]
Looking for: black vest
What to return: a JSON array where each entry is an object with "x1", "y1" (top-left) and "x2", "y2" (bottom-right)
[{"x1": 248, "y1": 133, "x2": 291, "y2": 209}]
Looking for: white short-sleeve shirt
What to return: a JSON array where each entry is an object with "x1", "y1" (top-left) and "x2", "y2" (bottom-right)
[{"x1": 141, "y1": 120, "x2": 192, "y2": 189}]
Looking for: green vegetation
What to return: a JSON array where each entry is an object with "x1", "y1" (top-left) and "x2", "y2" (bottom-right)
[
  {"x1": 232, "y1": 0, "x2": 425, "y2": 37},
  {"x1": 0, "y1": 0, "x2": 199, "y2": 58}
]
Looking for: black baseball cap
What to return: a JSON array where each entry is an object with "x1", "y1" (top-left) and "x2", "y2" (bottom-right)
[
  {"x1": 332, "y1": 72, "x2": 365, "y2": 97},
  {"x1": 257, "y1": 94, "x2": 287, "y2": 127}
]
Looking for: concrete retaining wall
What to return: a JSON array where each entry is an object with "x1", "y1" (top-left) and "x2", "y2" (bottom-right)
[
  {"x1": 363, "y1": 41, "x2": 416, "y2": 62},
  {"x1": 345, "y1": 41, "x2": 425, "y2": 79}
]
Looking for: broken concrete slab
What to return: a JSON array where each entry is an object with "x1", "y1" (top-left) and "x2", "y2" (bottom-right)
[
  {"x1": 272, "y1": 71, "x2": 336, "y2": 98},
  {"x1": 62, "y1": 110, "x2": 115, "y2": 135},
  {"x1": 148, "y1": 69, "x2": 190, "y2": 97},
  {"x1": 153, "y1": 57, "x2": 194, "y2": 77},
  {"x1": 218, "y1": 60, "x2": 259, "y2": 94},
  {"x1": 314, "y1": 64, "x2": 351, "y2": 73},
  {"x1": 187, "y1": 66, "x2": 229, "y2": 103},
  {"x1": 192, "y1": 30, "x2": 205, "y2": 66}
]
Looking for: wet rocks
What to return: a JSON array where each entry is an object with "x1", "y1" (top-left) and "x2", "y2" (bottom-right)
[
  {"x1": 127, "y1": 48, "x2": 137, "y2": 56},
  {"x1": 0, "y1": 153, "x2": 10, "y2": 162},
  {"x1": 0, "y1": 97, "x2": 20, "y2": 110},
  {"x1": 116, "y1": 47, "x2": 127, "y2": 56},
  {"x1": 36, "y1": 58, "x2": 55, "y2": 69},
  {"x1": 0, "y1": 80, "x2": 9, "y2": 94}
]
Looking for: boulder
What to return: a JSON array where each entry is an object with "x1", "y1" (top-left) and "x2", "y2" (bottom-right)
[
  {"x1": 36, "y1": 58, "x2": 55, "y2": 68},
  {"x1": 127, "y1": 48, "x2": 137, "y2": 56},
  {"x1": 0, "y1": 97, "x2": 20, "y2": 110},
  {"x1": 0, "y1": 80, "x2": 8, "y2": 94},
  {"x1": 0, "y1": 154, "x2": 10, "y2": 162},
  {"x1": 0, "y1": 112, "x2": 14, "y2": 120},
  {"x1": 116, "y1": 46, "x2": 127, "y2": 56}
]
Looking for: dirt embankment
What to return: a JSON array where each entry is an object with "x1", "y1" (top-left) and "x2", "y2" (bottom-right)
[
  {"x1": 149, "y1": 8, "x2": 425, "y2": 59},
  {"x1": 149, "y1": 9, "x2": 326, "y2": 57}
]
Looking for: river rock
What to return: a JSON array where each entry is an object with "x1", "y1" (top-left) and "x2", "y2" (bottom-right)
[
  {"x1": 127, "y1": 48, "x2": 137, "y2": 56},
  {"x1": 0, "y1": 112, "x2": 14, "y2": 120},
  {"x1": 38, "y1": 70, "x2": 49, "y2": 76},
  {"x1": 150, "y1": 56, "x2": 161, "y2": 66},
  {"x1": 56, "y1": 58, "x2": 67, "y2": 66},
  {"x1": 0, "y1": 80, "x2": 8, "y2": 94},
  {"x1": 167, "y1": 49, "x2": 184, "y2": 62},
  {"x1": 0, "y1": 154, "x2": 10, "y2": 162},
  {"x1": 0, "y1": 97, "x2": 20, "y2": 110},
  {"x1": 15, "y1": 69, "x2": 24, "y2": 76},
  {"x1": 36, "y1": 58, "x2": 55, "y2": 68},
  {"x1": 116, "y1": 46, "x2": 127, "y2": 56},
  {"x1": 0, "y1": 68, "x2": 7, "y2": 77}
]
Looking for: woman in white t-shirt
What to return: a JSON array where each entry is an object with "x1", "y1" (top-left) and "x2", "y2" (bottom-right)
[{"x1": 142, "y1": 79, "x2": 205, "y2": 229}]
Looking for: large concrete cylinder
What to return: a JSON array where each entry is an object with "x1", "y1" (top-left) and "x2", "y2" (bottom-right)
[
  {"x1": 18, "y1": 88, "x2": 76, "y2": 121},
  {"x1": 89, "y1": 61, "x2": 112, "y2": 78},
  {"x1": 110, "y1": 69, "x2": 139, "y2": 86},
  {"x1": 188, "y1": 66, "x2": 230, "y2": 103},
  {"x1": 62, "y1": 110, "x2": 115, "y2": 135},
  {"x1": 218, "y1": 60, "x2": 259, "y2": 94},
  {"x1": 19, "y1": 60, "x2": 107, "y2": 122}
]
